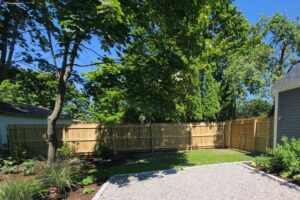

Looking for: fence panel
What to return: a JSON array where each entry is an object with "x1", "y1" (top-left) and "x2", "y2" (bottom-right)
[
  {"x1": 225, "y1": 117, "x2": 274, "y2": 153},
  {"x1": 7, "y1": 118, "x2": 274, "y2": 156}
]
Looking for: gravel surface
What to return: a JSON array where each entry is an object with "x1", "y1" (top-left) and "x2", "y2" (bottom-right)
[{"x1": 96, "y1": 163, "x2": 300, "y2": 200}]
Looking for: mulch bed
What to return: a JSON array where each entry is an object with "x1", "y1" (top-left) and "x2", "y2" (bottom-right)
[{"x1": 64, "y1": 183, "x2": 103, "y2": 200}]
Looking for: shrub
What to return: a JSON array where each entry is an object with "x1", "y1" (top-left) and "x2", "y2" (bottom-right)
[
  {"x1": 80, "y1": 175, "x2": 96, "y2": 186},
  {"x1": 82, "y1": 187, "x2": 95, "y2": 195},
  {"x1": 268, "y1": 137, "x2": 300, "y2": 175},
  {"x1": 57, "y1": 144, "x2": 76, "y2": 160},
  {"x1": 0, "y1": 180, "x2": 45, "y2": 200},
  {"x1": 19, "y1": 160, "x2": 35, "y2": 175},
  {"x1": 293, "y1": 174, "x2": 300, "y2": 183},
  {"x1": 96, "y1": 146, "x2": 114, "y2": 160},
  {"x1": 252, "y1": 156, "x2": 271, "y2": 170},
  {"x1": 254, "y1": 137, "x2": 300, "y2": 177},
  {"x1": 38, "y1": 162, "x2": 80, "y2": 193},
  {"x1": 0, "y1": 157, "x2": 18, "y2": 174}
]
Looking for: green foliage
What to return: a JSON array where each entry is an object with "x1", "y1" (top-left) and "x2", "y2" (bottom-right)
[
  {"x1": 38, "y1": 162, "x2": 80, "y2": 193},
  {"x1": 0, "y1": 158, "x2": 18, "y2": 174},
  {"x1": 14, "y1": 146, "x2": 29, "y2": 162},
  {"x1": 236, "y1": 99, "x2": 273, "y2": 118},
  {"x1": 57, "y1": 144, "x2": 76, "y2": 160},
  {"x1": 96, "y1": 146, "x2": 114, "y2": 160},
  {"x1": 82, "y1": 187, "x2": 95, "y2": 195},
  {"x1": 252, "y1": 156, "x2": 271, "y2": 170},
  {"x1": 293, "y1": 174, "x2": 300, "y2": 183},
  {"x1": 0, "y1": 158, "x2": 35, "y2": 175},
  {"x1": 0, "y1": 180, "x2": 45, "y2": 200},
  {"x1": 254, "y1": 137, "x2": 300, "y2": 177},
  {"x1": 19, "y1": 160, "x2": 35, "y2": 176},
  {"x1": 80, "y1": 175, "x2": 96, "y2": 186}
]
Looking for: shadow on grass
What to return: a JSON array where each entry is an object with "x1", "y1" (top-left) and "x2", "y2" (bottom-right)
[{"x1": 89, "y1": 151, "x2": 193, "y2": 187}]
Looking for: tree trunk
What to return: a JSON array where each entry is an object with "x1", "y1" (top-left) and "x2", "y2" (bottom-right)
[
  {"x1": 0, "y1": 11, "x2": 9, "y2": 83},
  {"x1": 47, "y1": 90, "x2": 66, "y2": 163},
  {"x1": 47, "y1": 36, "x2": 80, "y2": 163}
]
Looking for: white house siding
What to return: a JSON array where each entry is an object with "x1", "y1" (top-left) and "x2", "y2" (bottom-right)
[{"x1": 0, "y1": 114, "x2": 71, "y2": 147}]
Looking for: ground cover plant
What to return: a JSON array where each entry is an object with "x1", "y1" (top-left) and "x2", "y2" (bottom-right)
[{"x1": 252, "y1": 137, "x2": 300, "y2": 184}]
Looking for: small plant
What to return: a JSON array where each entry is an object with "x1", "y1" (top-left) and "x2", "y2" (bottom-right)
[
  {"x1": 82, "y1": 187, "x2": 95, "y2": 195},
  {"x1": 38, "y1": 162, "x2": 80, "y2": 193},
  {"x1": 0, "y1": 157, "x2": 18, "y2": 174},
  {"x1": 57, "y1": 143, "x2": 76, "y2": 160},
  {"x1": 0, "y1": 180, "x2": 46, "y2": 200},
  {"x1": 80, "y1": 175, "x2": 96, "y2": 186},
  {"x1": 293, "y1": 174, "x2": 300, "y2": 183},
  {"x1": 14, "y1": 146, "x2": 28, "y2": 162},
  {"x1": 252, "y1": 156, "x2": 270, "y2": 170},
  {"x1": 96, "y1": 146, "x2": 114, "y2": 160},
  {"x1": 19, "y1": 160, "x2": 35, "y2": 175}
]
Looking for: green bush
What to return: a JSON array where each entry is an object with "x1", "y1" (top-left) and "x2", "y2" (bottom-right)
[
  {"x1": 19, "y1": 160, "x2": 35, "y2": 175},
  {"x1": 38, "y1": 162, "x2": 80, "y2": 193},
  {"x1": 82, "y1": 187, "x2": 95, "y2": 195},
  {"x1": 254, "y1": 137, "x2": 300, "y2": 178},
  {"x1": 0, "y1": 180, "x2": 45, "y2": 200},
  {"x1": 57, "y1": 144, "x2": 76, "y2": 160},
  {"x1": 0, "y1": 158, "x2": 35, "y2": 175},
  {"x1": 252, "y1": 156, "x2": 271, "y2": 170},
  {"x1": 293, "y1": 174, "x2": 300, "y2": 183},
  {"x1": 96, "y1": 146, "x2": 114, "y2": 160},
  {"x1": 80, "y1": 175, "x2": 96, "y2": 186},
  {"x1": 0, "y1": 157, "x2": 18, "y2": 174}
]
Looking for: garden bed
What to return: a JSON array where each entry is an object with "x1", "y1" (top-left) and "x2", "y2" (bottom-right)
[
  {"x1": 244, "y1": 162, "x2": 300, "y2": 187},
  {"x1": 0, "y1": 148, "x2": 254, "y2": 200}
]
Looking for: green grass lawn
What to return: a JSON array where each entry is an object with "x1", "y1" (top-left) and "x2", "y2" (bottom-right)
[{"x1": 89, "y1": 149, "x2": 254, "y2": 179}]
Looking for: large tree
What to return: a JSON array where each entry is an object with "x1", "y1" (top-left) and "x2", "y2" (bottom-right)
[
  {"x1": 86, "y1": 0, "x2": 250, "y2": 123},
  {"x1": 29, "y1": 0, "x2": 130, "y2": 162}
]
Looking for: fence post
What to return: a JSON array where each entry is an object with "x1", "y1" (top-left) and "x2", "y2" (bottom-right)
[
  {"x1": 253, "y1": 119, "x2": 257, "y2": 153},
  {"x1": 266, "y1": 118, "x2": 270, "y2": 151},
  {"x1": 150, "y1": 123, "x2": 154, "y2": 153},
  {"x1": 189, "y1": 124, "x2": 193, "y2": 150},
  {"x1": 7, "y1": 125, "x2": 13, "y2": 156},
  {"x1": 222, "y1": 123, "x2": 225, "y2": 148},
  {"x1": 112, "y1": 126, "x2": 116, "y2": 154},
  {"x1": 228, "y1": 121, "x2": 232, "y2": 148},
  {"x1": 62, "y1": 125, "x2": 66, "y2": 143}
]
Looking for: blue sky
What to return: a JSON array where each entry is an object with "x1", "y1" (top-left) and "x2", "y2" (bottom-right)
[{"x1": 234, "y1": 0, "x2": 300, "y2": 23}]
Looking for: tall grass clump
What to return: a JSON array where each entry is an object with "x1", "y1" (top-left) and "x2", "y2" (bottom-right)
[
  {"x1": 38, "y1": 162, "x2": 80, "y2": 193},
  {"x1": 0, "y1": 180, "x2": 45, "y2": 200}
]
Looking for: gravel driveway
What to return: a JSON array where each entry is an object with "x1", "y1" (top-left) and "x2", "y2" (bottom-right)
[{"x1": 94, "y1": 162, "x2": 300, "y2": 200}]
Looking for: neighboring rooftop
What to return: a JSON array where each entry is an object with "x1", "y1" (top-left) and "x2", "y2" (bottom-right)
[
  {"x1": 272, "y1": 63, "x2": 300, "y2": 92},
  {"x1": 0, "y1": 101, "x2": 69, "y2": 118}
]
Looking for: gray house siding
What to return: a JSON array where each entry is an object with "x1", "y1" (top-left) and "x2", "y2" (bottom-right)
[{"x1": 277, "y1": 87, "x2": 300, "y2": 143}]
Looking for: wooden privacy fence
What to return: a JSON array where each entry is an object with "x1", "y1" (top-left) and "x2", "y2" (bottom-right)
[
  {"x1": 7, "y1": 118, "x2": 274, "y2": 157},
  {"x1": 224, "y1": 118, "x2": 274, "y2": 153},
  {"x1": 7, "y1": 122, "x2": 224, "y2": 156}
]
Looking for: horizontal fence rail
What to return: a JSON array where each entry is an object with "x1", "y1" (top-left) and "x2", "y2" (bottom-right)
[{"x1": 7, "y1": 118, "x2": 274, "y2": 157}]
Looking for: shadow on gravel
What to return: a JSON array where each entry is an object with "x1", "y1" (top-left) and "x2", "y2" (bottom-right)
[{"x1": 107, "y1": 152, "x2": 192, "y2": 188}]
